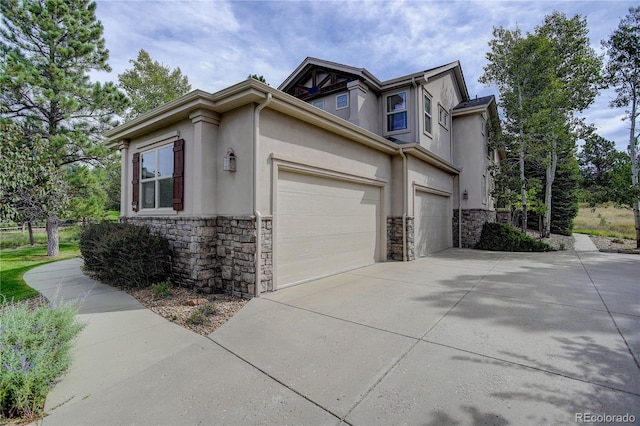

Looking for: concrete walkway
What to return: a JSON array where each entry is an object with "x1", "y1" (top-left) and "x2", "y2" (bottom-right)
[{"x1": 25, "y1": 246, "x2": 639, "y2": 425}]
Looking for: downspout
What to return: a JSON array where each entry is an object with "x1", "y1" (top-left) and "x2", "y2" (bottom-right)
[
  {"x1": 399, "y1": 148, "x2": 408, "y2": 262},
  {"x1": 253, "y1": 92, "x2": 273, "y2": 297},
  {"x1": 458, "y1": 169, "x2": 462, "y2": 248},
  {"x1": 403, "y1": 77, "x2": 420, "y2": 262}
]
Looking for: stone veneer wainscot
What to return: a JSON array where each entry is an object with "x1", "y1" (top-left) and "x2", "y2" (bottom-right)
[{"x1": 122, "y1": 216, "x2": 272, "y2": 299}]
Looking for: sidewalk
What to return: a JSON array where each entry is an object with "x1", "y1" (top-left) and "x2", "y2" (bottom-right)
[
  {"x1": 573, "y1": 233, "x2": 599, "y2": 251},
  {"x1": 23, "y1": 259, "x2": 204, "y2": 419}
]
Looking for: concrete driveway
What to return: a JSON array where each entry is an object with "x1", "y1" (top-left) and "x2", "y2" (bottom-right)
[{"x1": 28, "y1": 247, "x2": 639, "y2": 425}]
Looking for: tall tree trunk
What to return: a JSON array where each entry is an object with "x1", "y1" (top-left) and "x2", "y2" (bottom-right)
[
  {"x1": 46, "y1": 216, "x2": 59, "y2": 257},
  {"x1": 544, "y1": 139, "x2": 558, "y2": 238},
  {"x1": 629, "y1": 96, "x2": 639, "y2": 248},
  {"x1": 27, "y1": 221, "x2": 35, "y2": 246}
]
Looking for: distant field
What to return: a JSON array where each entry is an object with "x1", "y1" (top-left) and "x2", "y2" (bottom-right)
[{"x1": 574, "y1": 204, "x2": 635, "y2": 239}]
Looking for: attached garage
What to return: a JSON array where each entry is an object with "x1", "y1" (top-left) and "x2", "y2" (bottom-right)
[
  {"x1": 275, "y1": 170, "x2": 383, "y2": 288},
  {"x1": 414, "y1": 188, "x2": 452, "y2": 257}
]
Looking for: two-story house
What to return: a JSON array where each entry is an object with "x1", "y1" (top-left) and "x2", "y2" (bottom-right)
[{"x1": 106, "y1": 57, "x2": 499, "y2": 298}]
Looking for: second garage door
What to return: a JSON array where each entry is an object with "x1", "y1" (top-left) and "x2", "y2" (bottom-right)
[
  {"x1": 414, "y1": 190, "x2": 451, "y2": 257},
  {"x1": 275, "y1": 171, "x2": 381, "y2": 288}
]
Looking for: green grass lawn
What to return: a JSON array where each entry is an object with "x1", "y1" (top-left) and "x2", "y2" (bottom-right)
[
  {"x1": 574, "y1": 203, "x2": 635, "y2": 239},
  {"x1": 0, "y1": 228, "x2": 81, "y2": 303}
]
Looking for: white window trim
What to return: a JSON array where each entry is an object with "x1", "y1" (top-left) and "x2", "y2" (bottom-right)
[
  {"x1": 438, "y1": 104, "x2": 449, "y2": 129},
  {"x1": 336, "y1": 93, "x2": 349, "y2": 110},
  {"x1": 423, "y1": 91, "x2": 433, "y2": 136},
  {"x1": 385, "y1": 90, "x2": 408, "y2": 134},
  {"x1": 140, "y1": 144, "x2": 174, "y2": 211}
]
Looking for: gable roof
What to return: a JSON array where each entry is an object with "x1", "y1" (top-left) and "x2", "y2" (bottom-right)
[
  {"x1": 280, "y1": 57, "x2": 470, "y2": 101},
  {"x1": 278, "y1": 57, "x2": 382, "y2": 94}
]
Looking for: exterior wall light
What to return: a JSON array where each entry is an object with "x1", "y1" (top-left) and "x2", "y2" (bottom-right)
[
  {"x1": 224, "y1": 148, "x2": 236, "y2": 172},
  {"x1": 463, "y1": 189, "x2": 469, "y2": 200}
]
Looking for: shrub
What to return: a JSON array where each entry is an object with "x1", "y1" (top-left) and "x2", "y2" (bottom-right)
[
  {"x1": 151, "y1": 281, "x2": 172, "y2": 298},
  {"x1": 79, "y1": 222, "x2": 171, "y2": 288},
  {"x1": 475, "y1": 223, "x2": 554, "y2": 252},
  {"x1": 0, "y1": 299, "x2": 84, "y2": 422}
]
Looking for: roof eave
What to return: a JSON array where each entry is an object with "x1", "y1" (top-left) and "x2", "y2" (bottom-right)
[
  {"x1": 106, "y1": 79, "x2": 398, "y2": 156},
  {"x1": 400, "y1": 144, "x2": 460, "y2": 175}
]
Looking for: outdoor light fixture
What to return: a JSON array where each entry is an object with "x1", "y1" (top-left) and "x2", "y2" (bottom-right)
[
  {"x1": 463, "y1": 189, "x2": 468, "y2": 200},
  {"x1": 224, "y1": 148, "x2": 236, "y2": 172}
]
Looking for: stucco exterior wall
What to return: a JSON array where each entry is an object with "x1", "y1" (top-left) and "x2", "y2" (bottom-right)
[
  {"x1": 406, "y1": 156, "x2": 454, "y2": 216},
  {"x1": 452, "y1": 112, "x2": 492, "y2": 211},
  {"x1": 419, "y1": 71, "x2": 462, "y2": 162},
  {"x1": 215, "y1": 105, "x2": 255, "y2": 216},
  {"x1": 258, "y1": 108, "x2": 393, "y2": 216}
]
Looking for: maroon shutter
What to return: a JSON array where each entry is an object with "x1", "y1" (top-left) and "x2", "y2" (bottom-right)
[
  {"x1": 132, "y1": 153, "x2": 140, "y2": 212},
  {"x1": 173, "y1": 139, "x2": 185, "y2": 211}
]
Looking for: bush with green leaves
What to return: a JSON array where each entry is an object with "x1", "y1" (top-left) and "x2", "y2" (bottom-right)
[
  {"x1": 475, "y1": 222, "x2": 554, "y2": 252},
  {"x1": 0, "y1": 299, "x2": 84, "y2": 422},
  {"x1": 151, "y1": 281, "x2": 172, "y2": 298},
  {"x1": 79, "y1": 222, "x2": 171, "y2": 288}
]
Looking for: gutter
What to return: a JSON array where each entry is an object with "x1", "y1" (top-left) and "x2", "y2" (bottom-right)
[{"x1": 253, "y1": 92, "x2": 273, "y2": 298}]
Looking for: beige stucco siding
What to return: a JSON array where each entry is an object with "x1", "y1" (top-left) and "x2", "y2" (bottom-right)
[
  {"x1": 452, "y1": 113, "x2": 490, "y2": 210},
  {"x1": 215, "y1": 105, "x2": 255, "y2": 216},
  {"x1": 406, "y1": 156, "x2": 454, "y2": 215},
  {"x1": 419, "y1": 72, "x2": 463, "y2": 162},
  {"x1": 258, "y1": 108, "x2": 392, "y2": 215}
]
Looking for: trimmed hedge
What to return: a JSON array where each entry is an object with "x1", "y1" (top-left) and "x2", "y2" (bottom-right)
[
  {"x1": 475, "y1": 222, "x2": 554, "y2": 252},
  {"x1": 79, "y1": 222, "x2": 171, "y2": 288}
]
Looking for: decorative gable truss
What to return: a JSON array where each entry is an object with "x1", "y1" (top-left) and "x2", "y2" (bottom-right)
[{"x1": 293, "y1": 69, "x2": 356, "y2": 100}]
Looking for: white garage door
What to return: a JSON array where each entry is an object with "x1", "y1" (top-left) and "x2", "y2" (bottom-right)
[
  {"x1": 414, "y1": 190, "x2": 451, "y2": 257},
  {"x1": 276, "y1": 171, "x2": 381, "y2": 288}
]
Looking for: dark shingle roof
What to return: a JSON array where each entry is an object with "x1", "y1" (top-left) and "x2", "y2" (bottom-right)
[{"x1": 453, "y1": 95, "x2": 494, "y2": 110}]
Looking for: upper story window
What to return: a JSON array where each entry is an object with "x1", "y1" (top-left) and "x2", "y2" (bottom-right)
[
  {"x1": 438, "y1": 105, "x2": 449, "y2": 129},
  {"x1": 141, "y1": 145, "x2": 174, "y2": 209},
  {"x1": 336, "y1": 93, "x2": 348, "y2": 109},
  {"x1": 312, "y1": 99, "x2": 324, "y2": 109},
  {"x1": 423, "y1": 93, "x2": 432, "y2": 134},
  {"x1": 386, "y1": 91, "x2": 407, "y2": 132},
  {"x1": 481, "y1": 116, "x2": 486, "y2": 136}
]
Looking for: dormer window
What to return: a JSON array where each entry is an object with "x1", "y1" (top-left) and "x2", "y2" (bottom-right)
[{"x1": 386, "y1": 91, "x2": 407, "y2": 132}]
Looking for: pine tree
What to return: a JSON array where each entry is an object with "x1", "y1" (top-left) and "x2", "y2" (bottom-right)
[{"x1": 0, "y1": 0, "x2": 128, "y2": 255}]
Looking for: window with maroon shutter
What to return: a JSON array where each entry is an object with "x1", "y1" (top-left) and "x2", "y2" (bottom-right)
[
  {"x1": 132, "y1": 153, "x2": 140, "y2": 212},
  {"x1": 173, "y1": 139, "x2": 185, "y2": 211}
]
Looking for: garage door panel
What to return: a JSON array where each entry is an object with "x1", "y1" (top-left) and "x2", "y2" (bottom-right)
[
  {"x1": 276, "y1": 171, "x2": 381, "y2": 288},
  {"x1": 415, "y1": 191, "x2": 451, "y2": 257},
  {"x1": 278, "y1": 214, "x2": 378, "y2": 238}
]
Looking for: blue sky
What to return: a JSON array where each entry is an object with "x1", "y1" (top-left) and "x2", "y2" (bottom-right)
[{"x1": 93, "y1": 0, "x2": 636, "y2": 152}]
